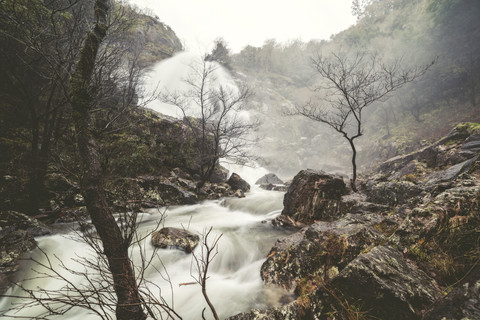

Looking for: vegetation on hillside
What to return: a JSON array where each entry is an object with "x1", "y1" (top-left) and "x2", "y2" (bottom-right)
[
  {"x1": 0, "y1": 0, "x2": 182, "y2": 215},
  {"x1": 229, "y1": 0, "x2": 480, "y2": 177}
]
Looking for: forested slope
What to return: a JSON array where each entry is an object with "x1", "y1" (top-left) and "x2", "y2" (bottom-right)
[{"x1": 227, "y1": 0, "x2": 480, "y2": 177}]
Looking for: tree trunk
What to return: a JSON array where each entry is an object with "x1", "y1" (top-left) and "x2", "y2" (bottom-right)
[
  {"x1": 347, "y1": 138, "x2": 358, "y2": 192},
  {"x1": 70, "y1": 1, "x2": 146, "y2": 319}
]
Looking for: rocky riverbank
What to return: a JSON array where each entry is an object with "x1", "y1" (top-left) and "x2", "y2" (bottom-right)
[{"x1": 229, "y1": 123, "x2": 480, "y2": 319}]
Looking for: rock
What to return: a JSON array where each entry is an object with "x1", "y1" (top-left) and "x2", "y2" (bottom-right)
[
  {"x1": 209, "y1": 165, "x2": 229, "y2": 183},
  {"x1": 227, "y1": 301, "x2": 300, "y2": 320},
  {"x1": 0, "y1": 211, "x2": 51, "y2": 294},
  {"x1": 364, "y1": 179, "x2": 424, "y2": 206},
  {"x1": 110, "y1": 176, "x2": 198, "y2": 210},
  {"x1": 423, "y1": 265, "x2": 480, "y2": 320},
  {"x1": 255, "y1": 173, "x2": 284, "y2": 185},
  {"x1": 227, "y1": 173, "x2": 250, "y2": 193},
  {"x1": 234, "y1": 189, "x2": 245, "y2": 198},
  {"x1": 151, "y1": 227, "x2": 199, "y2": 253},
  {"x1": 261, "y1": 214, "x2": 387, "y2": 291},
  {"x1": 332, "y1": 245, "x2": 442, "y2": 319},
  {"x1": 259, "y1": 184, "x2": 288, "y2": 192},
  {"x1": 426, "y1": 155, "x2": 479, "y2": 186},
  {"x1": 281, "y1": 169, "x2": 349, "y2": 223}
]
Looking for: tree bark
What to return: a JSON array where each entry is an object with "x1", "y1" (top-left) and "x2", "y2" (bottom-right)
[
  {"x1": 347, "y1": 138, "x2": 358, "y2": 192},
  {"x1": 69, "y1": 1, "x2": 146, "y2": 319}
]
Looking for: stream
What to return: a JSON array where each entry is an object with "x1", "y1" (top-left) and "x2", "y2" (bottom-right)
[{"x1": 0, "y1": 165, "x2": 291, "y2": 319}]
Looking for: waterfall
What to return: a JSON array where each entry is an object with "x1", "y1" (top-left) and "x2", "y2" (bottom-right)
[
  {"x1": 0, "y1": 53, "x2": 288, "y2": 319},
  {"x1": 140, "y1": 51, "x2": 239, "y2": 119}
]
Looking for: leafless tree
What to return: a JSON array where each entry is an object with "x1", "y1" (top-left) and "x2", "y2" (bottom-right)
[
  {"x1": 190, "y1": 227, "x2": 222, "y2": 320},
  {"x1": 292, "y1": 51, "x2": 433, "y2": 191},
  {"x1": 2, "y1": 210, "x2": 184, "y2": 320},
  {"x1": 162, "y1": 59, "x2": 258, "y2": 189}
]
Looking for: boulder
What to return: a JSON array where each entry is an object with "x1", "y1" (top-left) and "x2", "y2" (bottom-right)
[
  {"x1": 261, "y1": 214, "x2": 387, "y2": 291},
  {"x1": 227, "y1": 173, "x2": 250, "y2": 193},
  {"x1": 332, "y1": 245, "x2": 442, "y2": 319},
  {"x1": 209, "y1": 165, "x2": 229, "y2": 183},
  {"x1": 151, "y1": 227, "x2": 199, "y2": 253},
  {"x1": 281, "y1": 169, "x2": 349, "y2": 224},
  {"x1": 255, "y1": 173, "x2": 284, "y2": 185}
]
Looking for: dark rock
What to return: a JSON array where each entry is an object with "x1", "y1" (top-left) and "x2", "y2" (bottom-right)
[
  {"x1": 364, "y1": 180, "x2": 424, "y2": 206},
  {"x1": 234, "y1": 189, "x2": 245, "y2": 198},
  {"x1": 0, "y1": 211, "x2": 51, "y2": 294},
  {"x1": 151, "y1": 227, "x2": 199, "y2": 253},
  {"x1": 424, "y1": 265, "x2": 480, "y2": 320},
  {"x1": 110, "y1": 176, "x2": 198, "y2": 210},
  {"x1": 332, "y1": 245, "x2": 442, "y2": 320},
  {"x1": 227, "y1": 301, "x2": 300, "y2": 320},
  {"x1": 259, "y1": 184, "x2": 288, "y2": 192},
  {"x1": 227, "y1": 173, "x2": 250, "y2": 193},
  {"x1": 271, "y1": 214, "x2": 307, "y2": 229},
  {"x1": 255, "y1": 173, "x2": 284, "y2": 185},
  {"x1": 209, "y1": 165, "x2": 229, "y2": 183},
  {"x1": 281, "y1": 169, "x2": 350, "y2": 224},
  {"x1": 462, "y1": 140, "x2": 480, "y2": 151},
  {"x1": 426, "y1": 155, "x2": 479, "y2": 186},
  {"x1": 261, "y1": 214, "x2": 387, "y2": 291}
]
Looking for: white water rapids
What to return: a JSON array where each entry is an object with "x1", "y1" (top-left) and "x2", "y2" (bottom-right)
[
  {"x1": 0, "y1": 164, "x2": 290, "y2": 319},
  {"x1": 0, "y1": 53, "x2": 290, "y2": 319}
]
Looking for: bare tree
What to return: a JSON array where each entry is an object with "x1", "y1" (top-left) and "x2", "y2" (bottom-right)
[
  {"x1": 190, "y1": 227, "x2": 222, "y2": 320},
  {"x1": 69, "y1": 0, "x2": 147, "y2": 318},
  {"x1": 162, "y1": 59, "x2": 257, "y2": 189},
  {"x1": 2, "y1": 210, "x2": 184, "y2": 320},
  {"x1": 292, "y1": 51, "x2": 433, "y2": 191}
]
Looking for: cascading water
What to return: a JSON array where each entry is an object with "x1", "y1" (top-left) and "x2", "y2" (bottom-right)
[
  {"x1": 0, "y1": 165, "x2": 290, "y2": 319},
  {"x1": 0, "y1": 55, "x2": 291, "y2": 319}
]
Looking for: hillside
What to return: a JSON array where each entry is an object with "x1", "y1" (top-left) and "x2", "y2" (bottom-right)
[{"x1": 227, "y1": 0, "x2": 480, "y2": 178}]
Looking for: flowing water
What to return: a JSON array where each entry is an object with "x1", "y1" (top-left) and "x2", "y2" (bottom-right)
[
  {"x1": 0, "y1": 54, "x2": 289, "y2": 319},
  {"x1": 0, "y1": 165, "x2": 291, "y2": 319}
]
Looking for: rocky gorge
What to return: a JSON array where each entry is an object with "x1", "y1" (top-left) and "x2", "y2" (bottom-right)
[
  {"x1": 1, "y1": 122, "x2": 479, "y2": 319},
  {"x1": 229, "y1": 122, "x2": 480, "y2": 319}
]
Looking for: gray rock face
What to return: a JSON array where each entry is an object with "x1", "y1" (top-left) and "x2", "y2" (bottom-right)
[
  {"x1": 255, "y1": 173, "x2": 284, "y2": 185},
  {"x1": 364, "y1": 180, "x2": 424, "y2": 206},
  {"x1": 281, "y1": 169, "x2": 349, "y2": 224},
  {"x1": 227, "y1": 173, "x2": 250, "y2": 193},
  {"x1": 151, "y1": 227, "x2": 199, "y2": 253},
  {"x1": 333, "y1": 245, "x2": 442, "y2": 320},
  {"x1": 426, "y1": 155, "x2": 479, "y2": 186},
  {"x1": 261, "y1": 214, "x2": 387, "y2": 291}
]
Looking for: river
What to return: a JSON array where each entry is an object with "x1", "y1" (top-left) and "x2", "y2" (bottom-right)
[{"x1": 0, "y1": 164, "x2": 291, "y2": 319}]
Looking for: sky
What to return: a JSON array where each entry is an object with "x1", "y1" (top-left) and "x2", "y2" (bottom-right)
[{"x1": 129, "y1": 0, "x2": 357, "y2": 53}]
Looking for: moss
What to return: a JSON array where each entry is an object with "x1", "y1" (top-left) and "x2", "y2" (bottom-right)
[
  {"x1": 444, "y1": 139, "x2": 457, "y2": 147},
  {"x1": 455, "y1": 122, "x2": 480, "y2": 135}
]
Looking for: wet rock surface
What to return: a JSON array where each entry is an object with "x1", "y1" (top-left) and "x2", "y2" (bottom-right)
[
  {"x1": 280, "y1": 169, "x2": 349, "y2": 224},
  {"x1": 229, "y1": 124, "x2": 480, "y2": 320},
  {"x1": 227, "y1": 172, "x2": 251, "y2": 193},
  {"x1": 151, "y1": 227, "x2": 200, "y2": 253},
  {"x1": 332, "y1": 245, "x2": 442, "y2": 319},
  {"x1": 262, "y1": 213, "x2": 387, "y2": 291}
]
